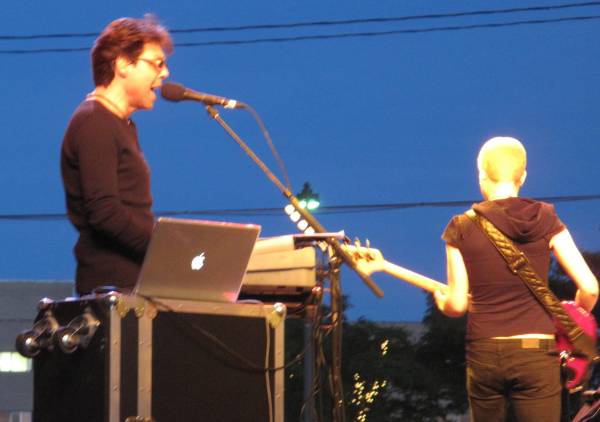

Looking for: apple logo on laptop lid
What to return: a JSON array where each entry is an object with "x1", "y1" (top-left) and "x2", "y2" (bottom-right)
[{"x1": 191, "y1": 252, "x2": 206, "y2": 271}]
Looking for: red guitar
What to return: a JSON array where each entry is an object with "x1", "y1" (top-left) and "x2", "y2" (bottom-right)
[
  {"x1": 346, "y1": 244, "x2": 597, "y2": 391},
  {"x1": 555, "y1": 301, "x2": 598, "y2": 391}
]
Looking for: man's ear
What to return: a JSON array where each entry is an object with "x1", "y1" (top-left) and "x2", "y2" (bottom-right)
[{"x1": 114, "y1": 56, "x2": 131, "y2": 78}]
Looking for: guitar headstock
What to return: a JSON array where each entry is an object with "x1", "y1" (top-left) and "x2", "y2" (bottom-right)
[{"x1": 343, "y1": 239, "x2": 385, "y2": 275}]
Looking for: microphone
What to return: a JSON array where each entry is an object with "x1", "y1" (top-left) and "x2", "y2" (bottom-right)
[{"x1": 160, "y1": 82, "x2": 242, "y2": 109}]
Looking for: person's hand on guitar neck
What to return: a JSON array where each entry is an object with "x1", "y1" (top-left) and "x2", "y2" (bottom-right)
[
  {"x1": 342, "y1": 240, "x2": 452, "y2": 302},
  {"x1": 342, "y1": 240, "x2": 386, "y2": 276}
]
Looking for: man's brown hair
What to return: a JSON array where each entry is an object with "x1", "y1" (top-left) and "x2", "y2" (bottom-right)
[{"x1": 92, "y1": 16, "x2": 173, "y2": 87}]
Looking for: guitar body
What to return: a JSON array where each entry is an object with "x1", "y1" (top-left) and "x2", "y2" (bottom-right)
[{"x1": 555, "y1": 301, "x2": 598, "y2": 391}]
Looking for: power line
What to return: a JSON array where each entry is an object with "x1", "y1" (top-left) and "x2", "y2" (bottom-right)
[
  {"x1": 2, "y1": 1, "x2": 600, "y2": 41},
  {"x1": 1, "y1": 194, "x2": 598, "y2": 221},
  {"x1": 152, "y1": 1, "x2": 600, "y2": 33},
  {"x1": 315, "y1": 194, "x2": 600, "y2": 215},
  {"x1": 2, "y1": 12, "x2": 600, "y2": 54},
  {"x1": 174, "y1": 15, "x2": 600, "y2": 48},
  {"x1": 0, "y1": 47, "x2": 89, "y2": 54}
]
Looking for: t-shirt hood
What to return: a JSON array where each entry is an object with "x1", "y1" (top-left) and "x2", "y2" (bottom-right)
[{"x1": 473, "y1": 197, "x2": 559, "y2": 243}]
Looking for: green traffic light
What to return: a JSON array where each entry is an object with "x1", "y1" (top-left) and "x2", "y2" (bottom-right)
[{"x1": 297, "y1": 182, "x2": 320, "y2": 210}]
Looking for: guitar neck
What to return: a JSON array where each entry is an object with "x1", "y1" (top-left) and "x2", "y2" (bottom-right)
[{"x1": 382, "y1": 260, "x2": 447, "y2": 294}]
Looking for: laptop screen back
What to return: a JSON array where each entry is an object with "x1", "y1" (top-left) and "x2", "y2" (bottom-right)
[{"x1": 134, "y1": 217, "x2": 260, "y2": 302}]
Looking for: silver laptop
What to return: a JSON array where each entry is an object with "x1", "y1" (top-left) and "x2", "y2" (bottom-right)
[{"x1": 134, "y1": 217, "x2": 260, "y2": 302}]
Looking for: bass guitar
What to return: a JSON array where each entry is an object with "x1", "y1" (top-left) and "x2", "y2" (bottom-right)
[{"x1": 555, "y1": 301, "x2": 598, "y2": 391}]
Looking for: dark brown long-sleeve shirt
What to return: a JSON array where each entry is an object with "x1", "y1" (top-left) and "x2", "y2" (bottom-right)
[{"x1": 61, "y1": 100, "x2": 154, "y2": 294}]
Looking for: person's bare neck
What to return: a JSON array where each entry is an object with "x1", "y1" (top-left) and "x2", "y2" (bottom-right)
[
  {"x1": 87, "y1": 85, "x2": 131, "y2": 119},
  {"x1": 485, "y1": 182, "x2": 520, "y2": 201}
]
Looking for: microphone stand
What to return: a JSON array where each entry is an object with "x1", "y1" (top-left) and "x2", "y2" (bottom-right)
[
  {"x1": 204, "y1": 105, "x2": 384, "y2": 422},
  {"x1": 204, "y1": 105, "x2": 383, "y2": 298}
]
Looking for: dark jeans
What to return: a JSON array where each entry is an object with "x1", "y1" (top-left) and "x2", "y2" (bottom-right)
[{"x1": 466, "y1": 338, "x2": 561, "y2": 422}]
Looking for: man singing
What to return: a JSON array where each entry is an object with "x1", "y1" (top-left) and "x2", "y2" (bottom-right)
[{"x1": 61, "y1": 16, "x2": 172, "y2": 295}]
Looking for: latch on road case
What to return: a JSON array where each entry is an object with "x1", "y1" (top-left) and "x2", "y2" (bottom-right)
[{"x1": 112, "y1": 294, "x2": 158, "y2": 320}]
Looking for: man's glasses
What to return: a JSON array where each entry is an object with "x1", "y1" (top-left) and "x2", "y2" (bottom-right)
[{"x1": 137, "y1": 57, "x2": 167, "y2": 72}]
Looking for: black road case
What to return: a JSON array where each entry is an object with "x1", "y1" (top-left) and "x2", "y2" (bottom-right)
[{"x1": 29, "y1": 293, "x2": 284, "y2": 422}]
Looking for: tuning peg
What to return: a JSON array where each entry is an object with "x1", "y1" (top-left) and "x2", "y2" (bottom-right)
[{"x1": 364, "y1": 239, "x2": 375, "y2": 261}]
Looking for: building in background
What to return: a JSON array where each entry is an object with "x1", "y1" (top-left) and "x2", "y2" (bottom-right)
[{"x1": 0, "y1": 281, "x2": 72, "y2": 422}]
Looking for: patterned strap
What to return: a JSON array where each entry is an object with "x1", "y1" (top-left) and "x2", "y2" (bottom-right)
[{"x1": 465, "y1": 209, "x2": 597, "y2": 359}]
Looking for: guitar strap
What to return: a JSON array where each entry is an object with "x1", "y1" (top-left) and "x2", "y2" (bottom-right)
[{"x1": 465, "y1": 208, "x2": 598, "y2": 361}]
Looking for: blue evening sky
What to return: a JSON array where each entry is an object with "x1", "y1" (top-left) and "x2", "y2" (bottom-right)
[{"x1": 1, "y1": 1, "x2": 599, "y2": 321}]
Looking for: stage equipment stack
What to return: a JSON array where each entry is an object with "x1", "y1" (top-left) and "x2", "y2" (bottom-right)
[{"x1": 16, "y1": 292, "x2": 284, "y2": 422}]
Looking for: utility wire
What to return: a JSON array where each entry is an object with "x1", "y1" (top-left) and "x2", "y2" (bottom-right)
[
  {"x1": 2, "y1": 12, "x2": 600, "y2": 54},
  {"x1": 1, "y1": 194, "x2": 598, "y2": 221},
  {"x1": 1, "y1": 1, "x2": 600, "y2": 40},
  {"x1": 174, "y1": 15, "x2": 600, "y2": 48},
  {"x1": 151, "y1": 1, "x2": 600, "y2": 33}
]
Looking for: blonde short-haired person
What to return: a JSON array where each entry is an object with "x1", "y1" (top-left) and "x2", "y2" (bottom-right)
[{"x1": 436, "y1": 136, "x2": 598, "y2": 421}]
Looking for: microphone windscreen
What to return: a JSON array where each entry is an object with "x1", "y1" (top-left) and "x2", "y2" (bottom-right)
[{"x1": 161, "y1": 82, "x2": 186, "y2": 102}]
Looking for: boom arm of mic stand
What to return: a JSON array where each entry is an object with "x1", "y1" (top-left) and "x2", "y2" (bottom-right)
[
  {"x1": 204, "y1": 105, "x2": 384, "y2": 298},
  {"x1": 287, "y1": 196, "x2": 384, "y2": 298}
]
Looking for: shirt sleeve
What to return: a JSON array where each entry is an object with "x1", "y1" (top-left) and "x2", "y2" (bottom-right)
[
  {"x1": 543, "y1": 202, "x2": 567, "y2": 241},
  {"x1": 441, "y1": 215, "x2": 462, "y2": 248}
]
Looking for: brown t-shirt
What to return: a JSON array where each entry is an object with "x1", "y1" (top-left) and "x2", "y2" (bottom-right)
[
  {"x1": 61, "y1": 100, "x2": 154, "y2": 294},
  {"x1": 442, "y1": 197, "x2": 565, "y2": 340}
]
